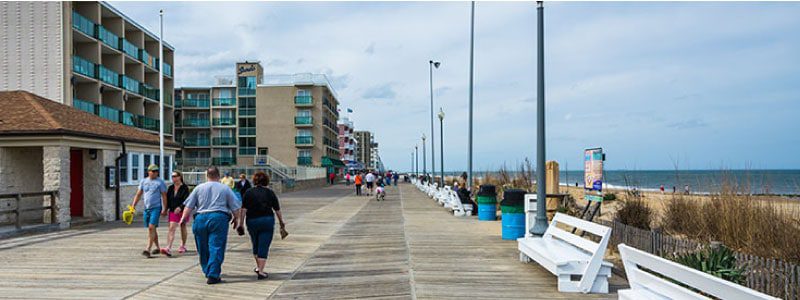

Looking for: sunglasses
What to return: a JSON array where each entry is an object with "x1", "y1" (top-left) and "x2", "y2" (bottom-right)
[{"x1": 171, "y1": 174, "x2": 180, "y2": 178}]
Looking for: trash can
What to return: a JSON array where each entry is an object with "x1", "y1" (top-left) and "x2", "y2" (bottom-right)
[
  {"x1": 476, "y1": 184, "x2": 497, "y2": 221},
  {"x1": 500, "y1": 189, "x2": 526, "y2": 240}
]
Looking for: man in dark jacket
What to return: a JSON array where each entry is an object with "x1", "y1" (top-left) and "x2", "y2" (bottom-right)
[{"x1": 237, "y1": 173, "x2": 252, "y2": 199}]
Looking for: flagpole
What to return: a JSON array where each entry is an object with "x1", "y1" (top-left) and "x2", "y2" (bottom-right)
[{"x1": 158, "y1": 9, "x2": 164, "y2": 174}]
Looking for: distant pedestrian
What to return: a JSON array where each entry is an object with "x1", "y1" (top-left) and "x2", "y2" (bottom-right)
[
  {"x1": 131, "y1": 164, "x2": 168, "y2": 258},
  {"x1": 237, "y1": 173, "x2": 252, "y2": 200},
  {"x1": 684, "y1": 185, "x2": 690, "y2": 195},
  {"x1": 393, "y1": 172, "x2": 399, "y2": 186},
  {"x1": 179, "y1": 166, "x2": 241, "y2": 285},
  {"x1": 365, "y1": 172, "x2": 376, "y2": 196},
  {"x1": 660, "y1": 185, "x2": 665, "y2": 194},
  {"x1": 165, "y1": 171, "x2": 190, "y2": 256},
  {"x1": 672, "y1": 186, "x2": 676, "y2": 194},
  {"x1": 240, "y1": 172, "x2": 286, "y2": 280},
  {"x1": 329, "y1": 172, "x2": 336, "y2": 185},
  {"x1": 355, "y1": 173, "x2": 363, "y2": 195},
  {"x1": 221, "y1": 173, "x2": 235, "y2": 189},
  {"x1": 346, "y1": 173, "x2": 351, "y2": 186}
]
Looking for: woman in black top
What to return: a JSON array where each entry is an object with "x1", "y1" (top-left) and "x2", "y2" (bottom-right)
[
  {"x1": 166, "y1": 171, "x2": 190, "y2": 255},
  {"x1": 239, "y1": 171, "x2": 285, "y2": 279}
]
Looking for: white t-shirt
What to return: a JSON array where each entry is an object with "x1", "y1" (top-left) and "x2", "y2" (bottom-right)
[{"x1": 365, "y1": 173, "x2": 376, "y2": 183}]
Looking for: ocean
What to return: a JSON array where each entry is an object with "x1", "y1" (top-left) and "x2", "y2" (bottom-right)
[{"x1": 435, "y1": 170, "x2": 800, "y2": 195}]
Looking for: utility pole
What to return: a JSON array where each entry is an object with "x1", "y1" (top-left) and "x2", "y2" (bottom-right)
[
  {"x1": 531, "y1": 1, "x2": 548, "y2": 236},
  {"x1": 467, "y1": 1, "x2": 475, "y2": 189}
]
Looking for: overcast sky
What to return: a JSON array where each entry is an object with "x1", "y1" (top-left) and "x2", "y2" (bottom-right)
[{"x1": 113, "y1": 1, "x2": 800, "y2": 171}]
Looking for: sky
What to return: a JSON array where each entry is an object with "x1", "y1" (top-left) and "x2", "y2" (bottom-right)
[{"x1": 112, "y1": 1, "x2": 800, "y2": 171}]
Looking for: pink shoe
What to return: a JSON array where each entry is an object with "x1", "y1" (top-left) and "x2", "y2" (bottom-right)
[
  {"x1": 178, "y1": 245, "x2": 187, "y2": 254},
  {"x1": 161, "y1": 248, "x2": 172, "y2": 257}
]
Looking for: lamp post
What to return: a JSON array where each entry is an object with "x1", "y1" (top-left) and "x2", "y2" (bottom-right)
[
  {"x1": 438, "y1": 107, "x2": 445, "y2": 186},
  {"x1": 415, "y1": 145, "x2": 419, "y2": 177},
  {"x1": 429, "y1": 60, "x2": 440, "y2": 186},
  {"x1": 421, "y1": 134, "x2": 427, "y2": 178},
  {"x1": 531, "y1": 1, "x2": 548, "y2": 236},
  {"x1": 467, "y1": 1, "x2": 475, "y2": 189}
]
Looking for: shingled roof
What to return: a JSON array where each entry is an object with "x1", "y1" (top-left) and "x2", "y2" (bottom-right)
[{"x1": 0, "y1": 91, "x2": 179, "y2": 147}]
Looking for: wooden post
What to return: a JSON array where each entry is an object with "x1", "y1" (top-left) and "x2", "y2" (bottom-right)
[
  {"x1": 50, "y1": 191, "x2": 57, "y2": 224},
  {"x1": 15, "y1": 194, "x2": 22, "y2": 229}
]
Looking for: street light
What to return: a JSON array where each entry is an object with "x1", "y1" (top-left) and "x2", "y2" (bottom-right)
[
  {"x1": 531, "y1": 1, "x2": 549, "y2": 236},
  {"x1": 429, "y1": 60, "x2": 440, "y2": 186},
  {"x1": 421, "y1": 133, "x2": 427, "y2": 178},
  {"x1": 438, "y1": 107, "x2": 445, "y2": 186},
  {"x1": 415, "y1": 145, "x2": 419, "y2": 177}
]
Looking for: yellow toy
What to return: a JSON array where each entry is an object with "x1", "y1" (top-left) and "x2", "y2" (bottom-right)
[{"x1": 122, "y1": 205, "x2": 136, "y2": 225}]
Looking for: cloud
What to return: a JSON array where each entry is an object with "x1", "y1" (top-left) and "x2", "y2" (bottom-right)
[
  {"x1": 362, "y1": 83, "x2": 396, "y2": 100},
  {"x1": 668, "y1": 119, "x2": 709, "y2": 130}
]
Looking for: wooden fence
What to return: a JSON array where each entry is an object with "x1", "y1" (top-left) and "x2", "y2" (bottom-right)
[
  {"x1": 0, "y1": 191, "x2": 58, "y2": 229},
  {"x1": 597, "y1": 219, "x2": 800, "y2": 299}
]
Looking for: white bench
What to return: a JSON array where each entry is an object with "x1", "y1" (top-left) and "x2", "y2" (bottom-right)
[
  {"x1": 518, "y1": 212, "x2": 613, "y2": 293},
  {"x1": 436, "y1": 186, "x2": 451, "y2": 206},
  {"x1": 448, "y1": 189, "x2": 473, "y2": 217},
  {"x1": 618, "y1": 244, "x2": 779, "y2": 300}
]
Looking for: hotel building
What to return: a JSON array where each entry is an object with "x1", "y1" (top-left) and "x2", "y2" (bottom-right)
[
  {"x1": 354, "y1": 130, "x2": 374, "y2": 169},
  {"x1": 0, "y1": 1, "x2": 176, "y2": 138},
  {"x1": 175, "y1": 62, "x2": 343, "y2": 172},
  {"x1": 337, "y1": 116, "x2": 359, "y2": 170}
]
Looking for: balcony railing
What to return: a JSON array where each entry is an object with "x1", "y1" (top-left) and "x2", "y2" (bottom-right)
[
  {"x1": 73, "y1": 98, "x2": 96, "y2": 114},
  {"x1": 213, "y1": 157, "x2": 237, "y2": 166},
  {"x1": 238, "y1": 88, "x2": 256, "y2": 96},
  {"x1": 72, "y1": 11, "x2": 95, "y2": 37},
  {"x1": 163, "y1": 121, "x2": 173, "y2": 135},
  {"x1": 182, "y1": 99, "x2": 210, "y2": 108},
  {"x1": 212, "y1": 137, "x2": 236, "y2": 146},
  {"x1": 239, "y1": 127, "x2": 255, "y2": 136},
  {"x1": 178, "y1": 157, "x2": 211, "y2": 166},
  {"x1": 294, "y1": 96, "x2": 313, "y2": 106},
  {"x1": 212, "y1": 98, "x2": 236, "y2": 107},
  {"x1": 139, "y1": 49, "x2": 157, "y2": 70},
  {"x1": 97, "y1": 26, "x2": 120, "y2": 50},
  {"x1": 183, "y1": 137, "x2": 210, "y2": 147},
  {"x1": 164, "y1": 63, "x2": 172, "y2": 77},
  {"x1": 138, "y1": 116, "x2": 159, "y2": 131},
  {"x1": 122, "y1": 39, "x2": 139, "y2": 58},
  {"x1": 98, "y1": 105, "x2": 120, "y2": 123},
  {"x1": 164, "y1": 93, "x2": 173, "y2": 106},
  {"x1": 72, "y1": 55, "x2": 96, "y2": 78},
  {"x1": 295, "y1": 136, "x2": 314, "y2": 145},
  {"x1": 238, "y1": 108, "x2": 255, "y2": 116},
  {"x1": 141, "y1": 83, "x2": 159, "y2": 101},
  {"x1": 97, "y1": 65, "x2": 119, "y2": 86},
  {"x1": 179, "y1": 118, "x2": 210, "y2": 127},
  {"x1": 212, "y1": 117, "x2": 236, "y2": 126},
  {"x1": 297, "y1": 157, "x2": 313, "y2": 166},
  {"x1": 121, "y1": 75, "x2": 140, "y2": 94},
  {"x1": 120, "y1": 111, "x2": 136, "y2": 126},
  {"x1": 294, "y1": 116, "x2": 313, "y2": 126}
]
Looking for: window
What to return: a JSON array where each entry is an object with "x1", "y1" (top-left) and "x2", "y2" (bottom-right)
[
  {"x1": 298, "y1": 150, "x2": 311, "y2": 157},
  {"x1": 143, "y1": 154, "x2": 150, "y2": 179},
  {"x1": 297, "y1": 129, "x2": 312, "y2": 137},
  {"x1": 296, "y1": 89, "x2": 311, "y2": 97},
  {"x1": 258, "y1": 148, "x2": 269, "y2": 155},
  {"x1": 131, "y1": 153, "x2": 140, "y2": 182},
  {"x1": 218, "y1": 89, "x2": 233, "y2": 98},
  {"x1": 237, "y1": 76, "x2": 256, "y2": 95},
  {"x1": 162, "y1": 156, "x2": 171, "y2": 180},
  {"x1": 120, "y1": 154, "x2": 128, "y2": 183},
  {"x1": 297, "y1": 109, "x2": 311, "y2": 117}
]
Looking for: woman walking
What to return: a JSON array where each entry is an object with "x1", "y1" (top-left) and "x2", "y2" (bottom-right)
[
  {"x1": 164, "y1": 171, "x2": 190, "y2": 255},
  {"x1": 240, "y1": 172, "x2": 286, "y2": 279}
]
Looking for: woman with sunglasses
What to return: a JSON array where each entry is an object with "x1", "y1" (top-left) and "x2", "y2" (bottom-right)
[{"x1": 164, "y1": 171, "x2": 191, "y2": 255}]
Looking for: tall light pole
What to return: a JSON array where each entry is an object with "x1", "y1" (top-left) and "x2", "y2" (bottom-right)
[
  {"x1": 429, "y1": 60, "x2": 440, "y2": 185},
  {"x1": 438, "y1": 107, "x2": 445, "y2": 186},
  {"x1": 531, "y1": 1, "x2": 548, "y2": 236},
  {"x1": 467, "y1": 1, "x2": 475, "y2": 189},
  {"x1": 415, "y1": 145, "x2": 419, "y2": 177},
  {"x1": 158, "y1": 9, "x2": 165, "y2": 176},
  {"x1": 421, "y1": 134, "x2": 427, "y2": 178}
]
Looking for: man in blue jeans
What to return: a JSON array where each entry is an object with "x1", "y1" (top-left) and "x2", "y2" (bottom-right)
[
  {"x1": 131, "y1": 164, "x2": 168, "y2": 258},
  {"x1": 180, "y1": 166, "x2": 241, "y2": 284}
]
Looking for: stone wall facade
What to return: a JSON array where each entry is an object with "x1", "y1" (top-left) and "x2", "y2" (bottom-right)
[{"x1": 42, "y1": 146, "x2": 70, "y2": 228}]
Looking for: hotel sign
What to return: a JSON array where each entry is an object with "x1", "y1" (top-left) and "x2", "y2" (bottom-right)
[{"x1": 237, "y1": 65, "x2": 257, "y2": 75}]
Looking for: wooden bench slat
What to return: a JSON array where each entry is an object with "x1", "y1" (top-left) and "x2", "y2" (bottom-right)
[{"x1": 547, "y1": 226, "x2": 600, "y2": 255}]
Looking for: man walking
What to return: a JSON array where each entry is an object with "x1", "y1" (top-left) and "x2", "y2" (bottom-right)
[
  {"x1": 354, "y1": 172, "x2": 363, "y2": 196},
  {"x1": 131, "y1": 164, "x2": 168, "y2": 258},
  {"x1": 365, "y1": 171, "x2": 376, "y2": 196},
  {"x1": 180, "y1": 167, "x2": 241, "y2": 284}
]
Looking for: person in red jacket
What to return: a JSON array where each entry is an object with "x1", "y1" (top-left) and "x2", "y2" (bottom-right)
[{"x1": 329, "y1": 172, "x2": 336, "y2": 185}]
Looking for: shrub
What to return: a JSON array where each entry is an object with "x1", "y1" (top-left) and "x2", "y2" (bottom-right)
[
  {"x1": 672, "y1": 244, "x2": 746, "y2": 285},
  {"x1": 603, "y1": 193, "x2": 617, "y2": 201},
  {"x1": 614, "y1": 196, "x2": 654, "y2": 230}
]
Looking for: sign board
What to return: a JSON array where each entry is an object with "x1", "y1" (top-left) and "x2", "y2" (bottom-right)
[
  {"x1": 584, "y1": 148, "x2": 604, "y2": 192},
  {"x1": 105, "y1": 166, "x2": 117, "y2": 189},
  {"x1": 584, "y1": 194, "x2": 603, "y2": 202}
]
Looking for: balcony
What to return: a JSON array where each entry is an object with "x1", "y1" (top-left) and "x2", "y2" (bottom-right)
[
  {"x1": 164, "y1": 93, "x2": 173, "y2": 106},
  {"x1": 139, "y1": 49, "x2": 157, "y2": 70},
  {"x1": 212, "y1": 98, "x2": 236, "y2": 107},
  {"x1": 294, "y1": 116, "x2": 313, "y2": 127},
  {"x1": 97, "y1": 65, "x2": 119, "y2": 87},
  {"x1": 97, "y1": 26, "x2": 120, "y2": 50},
  {"x1": 295, "y1": 96, "x2": 313, "y2": 106},
  {"x1": 238, "y1": 108, "x2": 255, "y2": 116},
  {"x1": 295, "y1": 136, "x2": 314, "y2": 146},
  {"x1": 178, "y1": 157, "x2": 211, "y2": 166},
  {"x1": 182, "y1": 99, "x2": 210, "y2": 108},
  {"x1": 239, "y1": 128, "x2": 255, "y2": 136},
  {"x1": 213, "y1": 157, "x2": 237, "y2": 166},
  {"x1": 183, "y1": 137, "x2": 210, "y2": 147},
  {"x1": 72, "y1": 56, "x2": 96, "y2": 78},
  {"x1": 120, "y1": 111, "x2": 136, "y2": 126},
  {"x1": 98, "y1": 105, "x2": 120, "y2": 123},
  {"x1": 297, "y1": 156, "x2": 313, "y2": 166},
  {"x1": 212, "y1": 117, "x2": 236, "y2": 126},
  {"x1": 73, "y1": 98, "x2": 96, "y2": 114},
  {"x1": 138, "y1": 116, "x2": 159, "y2": 132},
  {"x1": 164, "y1": 63, "x2": 172, "y2": 77},
  {"x1": 141, "y1": 83, "x2": 159, "y2": 101},
  {"x1": 163, "y1": 121, "x2": 173, "y2": 135},
  {"x1": 212, "y1": 137, "x2": 236, "y2": 146},
  {"x1": 121, "y1": 75, "x2": 140, "y2": 94},
  {"x1": 179, "y1": 118, "x2": 210, "y2": 128},
  {"x1": 72, "y1": 11, "x2": 95, "y2": 37},
  {"x1": 122, "y1": 39, "x2": 139, "y2": 58},
  {"x1": 238, "y1": 88, "x2": 256, "y2": 96}
]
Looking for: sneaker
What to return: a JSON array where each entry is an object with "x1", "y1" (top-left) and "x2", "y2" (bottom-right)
[
  {"x1": 206, "y1": 277, "x2": 222, "y2": 285},
  {"x1": 141, "y1": 250, "x2": 151, "y2": 258},
  {"x1": 151, "y1": 249, "x2": 160, "y2": 255},
  {"x1": 161, "y1": 248, "x2": 172, "y2": 257},
  {"x1": 178, "y1": 245, "x2": 187, "y2": 254}
]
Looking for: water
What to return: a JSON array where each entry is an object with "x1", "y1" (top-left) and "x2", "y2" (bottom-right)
[{"x1": 434, "y1": 170, "x2": 800, "y2": 195}]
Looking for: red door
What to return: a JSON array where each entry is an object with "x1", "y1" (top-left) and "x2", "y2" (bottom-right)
[{"x1": 70, "y1": 149, "x2": 84, "y2": 217}]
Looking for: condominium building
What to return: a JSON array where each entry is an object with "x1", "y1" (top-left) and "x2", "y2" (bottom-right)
[
  {"x1": 354, "y1": 130, "x2": 374, "y2": 169},
  {"x1": 337, "y1": 116, "x2": 358, "y2": 169},
  {"x1": 0, "y1": 1, "x2": 176, "y2": 138},
  {"x1": 175, "y1": 62, "x2": 343, "y2": 171}
]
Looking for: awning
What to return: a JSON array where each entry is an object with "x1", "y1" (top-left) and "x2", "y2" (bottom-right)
[{"x1": 321, "y1": 156, "x2": 345, "y2": 167}]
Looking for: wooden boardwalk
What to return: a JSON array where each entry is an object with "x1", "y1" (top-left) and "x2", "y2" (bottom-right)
[{"x1": 0, "y1": 183, "x2": 624, "y2": 299}]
